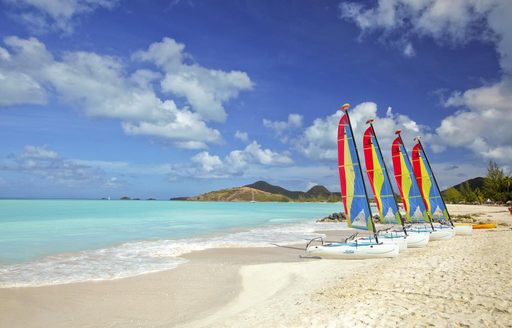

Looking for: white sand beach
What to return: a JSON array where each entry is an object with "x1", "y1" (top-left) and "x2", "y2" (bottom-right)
[{"x1": 1, "y1": 204, "x2": 511, "y2": 327}]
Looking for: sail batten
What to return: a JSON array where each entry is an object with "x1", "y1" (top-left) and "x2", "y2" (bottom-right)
[
  {"x1": 412, "y1": 140, "x2": 453, "y2": 225},
  {"x1": 337, "y1": 108, "x2": 375, "y2": 233},
  {"x1": 391, "y1": 134, "x2": 430, "y2": 223}
]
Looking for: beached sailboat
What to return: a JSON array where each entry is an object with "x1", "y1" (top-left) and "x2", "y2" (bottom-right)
[
  {"x1": 306, "y1": 104, "x2": 399, "y2": 259},
  {"x1": 361, "y1": 120, "x2": 429, "y2": 248},
  {"x1": 411, "y1": 137, "x2": 471, "y2": 235},
  {"x1": 391, "y1": 131, "x2": 453, "y2": 240}
]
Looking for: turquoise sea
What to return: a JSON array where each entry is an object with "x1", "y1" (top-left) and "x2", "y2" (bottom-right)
[{"x1": 0, "y1": 200, "x2": 344, "y2": 287}]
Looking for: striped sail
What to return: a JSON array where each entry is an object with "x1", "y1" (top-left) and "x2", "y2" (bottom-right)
[
  {"x1": 412, "y1": 142, "x2": 449, "y2": 221},
  {"x1": 363, "y1": 127, "x2": 402, "y2": 225},
  {"x1": 391, "y1": 137, "x2": 429, "y2": 223},
  {"x1": 338, "y1": 113, "x2": 372, "y2": 231}
]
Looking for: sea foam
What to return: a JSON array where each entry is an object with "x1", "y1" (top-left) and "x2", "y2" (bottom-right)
[{"x1": 0, "y1": 221, "x2": 345, "y2": 287}]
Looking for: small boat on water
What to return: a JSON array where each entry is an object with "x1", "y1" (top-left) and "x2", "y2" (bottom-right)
[{"x1": 305, "y1": 103, "x2": 399, "y2": 259}]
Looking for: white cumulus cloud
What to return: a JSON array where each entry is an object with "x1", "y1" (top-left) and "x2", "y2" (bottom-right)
[
  {"x1": 234, "y1": 130, "x2": 249, "y2": 143},
  {"x1": 339, "y1": 0, "x2": 496, "y2": 46},
  {"x1": 133, "y1": 37, "x2": 253, "y2": 123},
  {"x1": 263, "y1": 113, "x2": 304, "y2": 143},
  {"x1": 295, "y1": 102, "x2": 430, "y2": 162},
  {"x1": 263, "y1": 113, "x2": 303, "y2": 133},
  {"x1": 0, "y1": 35, "x2": 253, "y2": 149},
  {"x1": 191, "y1": 151, "x2": 223, "y2": 173},
  {"x1": 2, "y1": 0, "x2": 119, "y2": 34},
  {"x1": 171, "y1": 141, "x2": 293, "y2": 179},
  {"x1": 340, "y1": 0, "x2": 512, "y2": 165}
]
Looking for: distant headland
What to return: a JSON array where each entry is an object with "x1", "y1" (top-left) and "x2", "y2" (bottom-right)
[{"x1": 170, "y1": 181, "x2": 341, "y2": 202}]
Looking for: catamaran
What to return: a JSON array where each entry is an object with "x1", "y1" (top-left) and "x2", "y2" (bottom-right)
[
  {"x1": 411, "y1": 137, "x2": 472, "y2": 235},
  {"x1": 361, "y1": 120, "x2": 429, "y2": 248},
  {"x1": 306, "y1": 104, "x2": 399, "y2": 259},
  {"x1": 391, "y1": 130, "x2": 453, "y2": 240}
]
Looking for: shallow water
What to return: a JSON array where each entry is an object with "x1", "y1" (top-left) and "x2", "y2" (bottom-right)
[{"x1": 0, "y1": 200, "x2": 345, "y2": 287}]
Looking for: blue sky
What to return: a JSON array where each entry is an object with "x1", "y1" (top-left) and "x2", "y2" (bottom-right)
[{"x1": 0, "y1": 0, "x2": 510, "y2": 199}]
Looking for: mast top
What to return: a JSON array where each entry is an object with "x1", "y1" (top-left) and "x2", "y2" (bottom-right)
[
  {"x1": 414, "y1": 136, "x2": 422, "y2": 142},
  {"x1": 366, "y1": 119, "x2": 374, "y2": 124},
  {"x1": 340, "y1": 103, "x2": 350, "y2": 111},
  {"x1": 395, "y1": 129, "x2": 402, "y2": 135}
]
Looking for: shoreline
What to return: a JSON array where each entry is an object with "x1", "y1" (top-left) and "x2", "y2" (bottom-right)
[
  {"x1": 0, "y1": 229, "x2": 361, "y2": 328},
  {"x1": 0, "y1": 205, "x2": 511, "y2": 327},
  {"x1": 6, "y1": 202, "x2": 508, "y2": 288},
  {"x1": 0, "y1": 220, "x2": 345, "y2": 288}
]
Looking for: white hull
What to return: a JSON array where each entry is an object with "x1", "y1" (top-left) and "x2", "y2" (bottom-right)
[
  {"x1": 410, "y1": 226, "x2": 454, "y2": 241},
  {"x1": 306, "y1": 242, "x2": 399, "y2": 259},
  {"x1": 357, "y1": 236, "x2": 407, "y2": 251},
  {"x1": 454, "y1": 225, "x2": 473, "y2": 235},
  {"x1": 404, "y1": 232, "x2": 430, "y2": 248},
  {"x1": 382, "y1": 231, "x2": 429, "y2": 248}
]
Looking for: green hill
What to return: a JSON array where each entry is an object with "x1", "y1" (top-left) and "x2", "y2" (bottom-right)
[
  {"x1": 172, "y1": 181, "x2": 341, "y2": 202},
  {"x1": 305, "y1": 185, "x2": 332, "y2": 198},
  {"x1": 244, "y1": 181, "x2": 304, "y2": 199},
  {"x1": 182, "y1": 186, "x2": 290, "y2": 202},
  {"x1": 441, "y1": 177, "x2": 485, "y2": 203},
  {"x1": 245, "y1": 181, "x2": 339, "y2": 201},
  {"x1": 445, "y1": 177, "x2": 485, "y2": 192}
]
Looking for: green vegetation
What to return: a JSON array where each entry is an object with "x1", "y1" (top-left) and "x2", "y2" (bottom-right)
[
  {"x1": 484, "y1": 161, "x2": 512, "y2": 203},
  {"x1": 442, "y1": 161, "x2": 512, "y2": 204},
  {"x1": 184, "y1": 186, "x2": 291, "y2": 202},
  {"x1": 173, "y1": 182, "x2": 342, "y2": 202},
  {"x1": 246, "y1": 181, "x2": 341, "y2": 202}
]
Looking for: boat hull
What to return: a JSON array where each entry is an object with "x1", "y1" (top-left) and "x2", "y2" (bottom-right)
[
  {"x1": 382, "y1": 231, "x2": 429, "y2": 248},
  {"x1": 404, "y1": 232, "x2": 430, "y2": 248},
  {"x1": 306, "y1": 243, "x2": 399, "y2": 259},
  {"x1": 409, "y1": 226, "x2": 454, "y2": 241},
  {"x1": 357, "y1": 236, "x2": 407, "y2": 251},
  {"x1": 454, "y1": 224, "x2": 473, "y2": 235}
]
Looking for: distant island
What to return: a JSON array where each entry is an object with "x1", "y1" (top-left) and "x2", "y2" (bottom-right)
[
  {"x1": 115, "y1": 162, "x2": 510, "y2": 204},
  {"x1": 170, "y1": 181, "x2": 341, "y2": 202},
  {"x1": 171, "y1": 169, "x2": 510, "y2": 204}
]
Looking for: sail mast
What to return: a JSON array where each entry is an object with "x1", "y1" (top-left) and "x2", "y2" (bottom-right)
[
  {"x1": 367, "y1": 120, "x2": 408, "y2": 235},
  {"x1": 395, "y1": 131, "x2": 435, "y2": 231},
  {"x1": 340, "y1": 104, "x2": 379, "y2": 243},
  {"x1": 415, "y1": 137, "x2": 454, "y2": 227}
]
